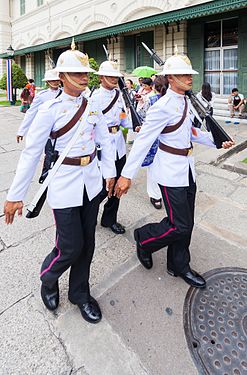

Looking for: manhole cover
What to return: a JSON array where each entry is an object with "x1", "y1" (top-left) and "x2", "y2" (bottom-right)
[{"x1": 184, "y1": 267, "x2": 247, "y2": 375}]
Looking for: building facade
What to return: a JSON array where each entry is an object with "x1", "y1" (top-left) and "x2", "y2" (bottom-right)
[{"x1": 0, "y1": 0, "x2": 246, "y2": 96}]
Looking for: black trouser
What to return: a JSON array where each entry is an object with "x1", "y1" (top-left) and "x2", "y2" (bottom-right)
[
  {"x1": 40, "y1": 190, "x2": 100, "y2": 305},
  {"x1": 136, "y1": 169, "x2": 196, "y2": 274},
  {"x1": 100, "y1": 154, "x2": 126, "y2": 226}
]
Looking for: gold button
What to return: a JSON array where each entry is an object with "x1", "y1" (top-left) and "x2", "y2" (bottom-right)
[{"x1": 82, "y1": 145, "x2": 86, "y2": 150}]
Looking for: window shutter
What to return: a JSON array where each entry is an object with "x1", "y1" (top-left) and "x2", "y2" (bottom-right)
[
  {"x1": 187, "y1": 22, "x2": 204, "y2": 92},
  {"x1": 140, "y1": 31, "x2": 154, "y2": 67},
  {"x1": 238, "y1": 15, "x2": 247, "y2": 95},
  {"x1": 124, "y1": 35, "x2": 135, "y2": 72},
  {"x1": 84, "y1": 38, "x2": 107, "y2": 65}
]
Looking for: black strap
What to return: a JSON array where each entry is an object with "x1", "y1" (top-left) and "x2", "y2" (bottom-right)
[
  {"x1": 161, "y1": 97, "x2": 188, "y2": 134},
  {"x1": 102, "y1": 89, "x2": 120, "y2": 114}
]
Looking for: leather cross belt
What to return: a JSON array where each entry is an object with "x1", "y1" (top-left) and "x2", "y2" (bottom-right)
[
  {"x1": 62, "y1": 149, "x2": 96, "y2": 166},
  {"x1": 159, "y1": 142, "x2": 193, "y2": 156},
  {"x1": 108, "y1": 125, "x2": 120, "y2": 134}
]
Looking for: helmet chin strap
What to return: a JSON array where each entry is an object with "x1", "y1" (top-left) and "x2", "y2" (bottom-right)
[
  {"x1": 64, "y1": 72, "x2": 87, "y2": 90},
  {"x1": 172, "y1": 75, "x2": 192, "y2": 91},
  {"x1": 47, "y1": 82, "x2": 60, "y2": 89},
  {"x1": 104, "y1": 76, "x2": 118, "y2": 89}
]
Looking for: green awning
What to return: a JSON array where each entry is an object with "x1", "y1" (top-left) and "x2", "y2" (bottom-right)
[{"x1": 1, "y1": 0, "x2": 246, "y2": 58}]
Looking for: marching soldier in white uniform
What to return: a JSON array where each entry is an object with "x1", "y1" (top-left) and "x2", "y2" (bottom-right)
[
  {"x1": 16, "y1": 69, "x2": 61, "y2": 143},
  {"x1": 4, "y1": 45, "x2": 116, "y2": 324},
  {"x1": 93, "y1": 60, "x2": 131, "y2": 234},
  {"x1": 114, "y1": 53, "x2": 234, "y2": 288}
]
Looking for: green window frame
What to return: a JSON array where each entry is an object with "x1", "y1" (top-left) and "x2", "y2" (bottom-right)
[
  {"x1": 37, "y1": 0, "x2": 43, "y2": 6},
  {"x1": 20, "y1": 0, "x2": 25, "y2": 16}
]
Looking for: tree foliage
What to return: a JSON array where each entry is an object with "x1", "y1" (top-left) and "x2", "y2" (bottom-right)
[
  {"x1": 0, "y1": 63, "x2": 28, "y2": 89},
  {"x1": 88, "y1": 57, "x2": 100, "y2": 89}
]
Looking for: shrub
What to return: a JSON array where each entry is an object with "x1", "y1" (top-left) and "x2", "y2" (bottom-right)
[
  {"x1": 0, "y1": 62, "x2": 28, "y2": 89},
  {"x1": 88, "y1": 57, "x2": 100, "y2": 89}
]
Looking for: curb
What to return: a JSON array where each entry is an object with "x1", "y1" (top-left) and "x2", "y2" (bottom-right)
[{"x1": 211, "y1": 140, "x2": 247, "y2": 167}]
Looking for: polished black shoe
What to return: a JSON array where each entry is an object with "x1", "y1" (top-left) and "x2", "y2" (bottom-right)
[
  {"x1": 150, "y1": 197, "x2": 162, "y2": 209},
  {"x1": 134, "y1": 229, "x2": 153, "y2": 270},
  {"x1": 41, "y1": 282, "x2": 59, "y2": 311},
  {"x1": 78, "y1": 296, "x2": 102, "y2": 324},
  {"x1": 102, "y1": 222, "x2": 126, "y2": 234},
  {"x1": 167, "y1": 268, "x2": 206, "y2": 288}
]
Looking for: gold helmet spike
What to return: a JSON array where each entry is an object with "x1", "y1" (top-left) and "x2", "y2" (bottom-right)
[
  {"x1": 71, "y1": 37, "x2": 76, "y2": 51},
  {"x1": 174, "y1": 45, "x2": 179, "y2": 56}
]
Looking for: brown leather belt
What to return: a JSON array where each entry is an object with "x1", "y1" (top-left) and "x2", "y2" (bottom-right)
[
  {"x1": 62, "y1": 149, "x2": 96, "y2": 166},
  {"x1": 159, "y1": 142, "x2": 193, "y2": 156},
  {"x1": 108, "y1": 125, "x2": 120, "y2": 134}
]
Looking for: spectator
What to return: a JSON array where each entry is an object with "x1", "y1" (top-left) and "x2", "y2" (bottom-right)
[
  {"x1": 25, "y1": 79, "x2": 36, "y2": 103},
  {"x1": 20, "y1": 88, "x2": 32, "y2": 113},
  {"x1": 228, "y1": 88, "x2": 245, "y2": 118},
  {"x1": 136, "y1": 77, "x2": 154, "y2": 120},
  {"x1": 151, "y1": 73, "x2": 157, "y2": 82},
  {"x1": 196, "y1": 82, "x2": 216, "y2": 131},
  {"x1": 135, "y1": 77, "x2": 143, "y2": 92},
  {"x1": 125, "y1": 79, "x2": 137, "y2": 105}
]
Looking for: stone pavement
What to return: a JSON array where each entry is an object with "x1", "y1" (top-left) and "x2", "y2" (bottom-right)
[{"x1": 0, "y1": 107, "x2": 247, "y2": 375}]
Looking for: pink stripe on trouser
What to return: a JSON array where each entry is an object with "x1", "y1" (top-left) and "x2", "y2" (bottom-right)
[
  {"x1": 40, "y1": 235, "x2": 61, "y2": 277},
  {"x1": 140, "y1": 185, "x2": 177, "y2": 246},
  {"x1": 40, "y1": 210, "x2": 61, "y2": 277}
]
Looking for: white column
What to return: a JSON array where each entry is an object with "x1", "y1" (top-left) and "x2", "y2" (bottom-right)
[{"x1": 0, "y1": 0, "x2": 11, "y2": 76}]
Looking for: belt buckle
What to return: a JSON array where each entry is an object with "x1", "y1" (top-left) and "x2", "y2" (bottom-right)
[
  {"x1": 187, "y1": 148, "x2": 193, "y2": 156},
  {"x1": 111, "y1": 126, "x2": 118, "y2": 134},
  {"x1": 80, "y1": 155, "x2": 90, "y2": 166}
]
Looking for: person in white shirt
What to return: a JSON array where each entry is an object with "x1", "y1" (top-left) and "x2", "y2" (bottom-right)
[
  {"x1": 16, "y1": 69, "x2": 62, "y2": 143},
  {"x1": 4, "y1": 44, "x2": 116, "y2": 324},
  {"x1": 93, "y1": 60, "x2": 131, "y2": 234},
  {"x1": 228, "y1": 88, "x2": 245, "y2": 118},
  {"x1": 114, "y1": 52, "x2": 234, "y2": 289}
]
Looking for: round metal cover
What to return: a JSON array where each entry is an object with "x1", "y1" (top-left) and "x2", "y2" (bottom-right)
[{"x1": 184, "y1": 267, "x2": 247, "y2": 375}]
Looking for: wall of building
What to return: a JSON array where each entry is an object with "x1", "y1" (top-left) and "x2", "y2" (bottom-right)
[
  {"x1": 0, "y1": 0, "x2": 11, "y2": 76},
  {"x1": 8, "y1": 0, "x2": 212, "y2": 51}
]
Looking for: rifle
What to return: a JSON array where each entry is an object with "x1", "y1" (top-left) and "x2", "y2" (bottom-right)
[
  {"x1": 102, "y1": 45, "x2": 142, "y2": 131},
  {"x1": 142, "y1": 42, "x2": 233, "y2": 149}
]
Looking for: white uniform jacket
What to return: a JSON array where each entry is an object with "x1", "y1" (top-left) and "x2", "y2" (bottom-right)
[
  {"x1": 121, "y1": 88, "x2": 216, "y2": 187},
  {"x1": 7, "y1": 92, "x2": 116, "y2": 208},
  {"x1": 17, "y1": 88, "x2": 62, "y2": 137},
  {"x1": 93, "y1": 86, "x2": 131, "y2": 160}
]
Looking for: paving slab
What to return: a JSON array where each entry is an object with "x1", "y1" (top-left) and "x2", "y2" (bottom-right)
[
  {"x1": 98, "y1": 226, "x2": 247, "y2": 375},
  {"x1": 56, "y1": 309, "x2": 149, "y2": 375},
  {"x1": 0, "y1": 297, "x2": 72, "y2": 375},
  {"x1": 0, "y1": 204, "x2": 54, "y2": 247},
  {"x1": 199, "y1": 200, "x2": 247, "y2": 247}
]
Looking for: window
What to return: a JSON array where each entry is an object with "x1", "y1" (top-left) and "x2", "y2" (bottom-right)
[
  {"x1": 204, "y1": 18, "x2": 238, "y2": 95},
  {"x1": 37, "y1": 0, "x2": 43, "y2": 6},
  {"x1": 124, "y1": 31, "x2": 154, "y2": 73},
  {"x1": 20, "y1": 0, "x2": 25, "y2": 15}
]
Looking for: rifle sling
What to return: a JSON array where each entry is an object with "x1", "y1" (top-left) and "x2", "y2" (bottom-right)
[
  {"x1": 161, "y1": 97, "x2": 187, "y2": 134},
  {"x1": 102, "y1": 89, "x2": 120, "y2": 114},
  {"x1": 50, "y1": 97, "x2": 88, "y2": 139}
]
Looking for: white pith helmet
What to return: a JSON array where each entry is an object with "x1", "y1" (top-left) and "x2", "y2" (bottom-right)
[
  {"x1": 54, "y1": 38, "x2": 96, "y2": 73},
  {"x1": 42, "y1": 69, "x2": 60, "y2": 81},
  {"x1": 160, "y1": 47, "x2": 198, "y2": 75},
  {"x1": 97, "y1": 60, "x2": 123, "y2": 77}
]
